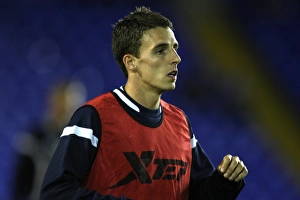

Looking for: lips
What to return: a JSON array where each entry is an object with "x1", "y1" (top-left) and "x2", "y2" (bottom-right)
[{"x1": 168, "y1": 70, "x2": 178, "y2": 79}]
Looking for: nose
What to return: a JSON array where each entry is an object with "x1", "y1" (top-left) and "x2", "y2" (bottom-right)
[{"x1": 171, "y1": 48, "x2": 181, "y2": 65}]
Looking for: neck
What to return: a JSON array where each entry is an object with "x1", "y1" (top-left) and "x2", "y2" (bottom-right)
[{"x1": 124, "y1": 83, "x2": 161, "y2": 110}]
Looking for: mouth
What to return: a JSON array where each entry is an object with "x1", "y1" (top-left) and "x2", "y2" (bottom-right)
[{"x1": 167, "y1": 70, "x2": 178, "y2": 80}]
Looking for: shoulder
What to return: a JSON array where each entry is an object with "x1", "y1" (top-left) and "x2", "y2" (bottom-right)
[
  {"x1": 68, "y1": 105, "x2": 100, "y2": 127},
  {"x1": 85, "y1": 91, "x2": 118, "y2": 109},
  {"x1": 161, "y1": 100, "x2": 185, "y2": 115},
  {"x1": 161, "y1": 99, "x2": 188, "y2": 123},
  {"x1": 86, "y1": 92, "x2": 113, "y2": 104}
]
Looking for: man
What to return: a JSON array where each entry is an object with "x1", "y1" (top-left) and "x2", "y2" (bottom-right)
[{"x1": 40, "y1": 7, "x2": 248, "y2": 200}]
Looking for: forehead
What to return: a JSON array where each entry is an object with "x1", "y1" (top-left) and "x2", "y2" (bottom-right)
[{"x1": 140, "y1": 27, "x2": 178, "y2": 49}]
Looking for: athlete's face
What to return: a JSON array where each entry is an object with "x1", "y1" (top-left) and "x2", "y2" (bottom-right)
[{"x1": 134, "y1": 27, "x2": 181, "y2": 94}]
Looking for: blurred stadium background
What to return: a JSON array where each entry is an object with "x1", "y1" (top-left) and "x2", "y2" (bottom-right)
[{"x1": 0, "y1": 0, "x2": 299, "y2": 199}]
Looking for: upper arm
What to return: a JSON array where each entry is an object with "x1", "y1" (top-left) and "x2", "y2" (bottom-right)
[{"x1": 41, "y1": 105, "x2": 102, "y2": 198}]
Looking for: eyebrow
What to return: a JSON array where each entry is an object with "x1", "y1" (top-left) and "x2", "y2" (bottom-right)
[{"x1": 153, "y1": 42, "x2": 179, "y2": 50}]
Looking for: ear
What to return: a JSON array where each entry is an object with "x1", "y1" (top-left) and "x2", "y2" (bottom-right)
[{"x1": 123, "y1": 54, "x2": 136, "y2": 71}]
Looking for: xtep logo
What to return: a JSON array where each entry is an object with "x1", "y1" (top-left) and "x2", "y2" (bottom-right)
[{"x1": 108, "y1": 151, "x2": 188, "y2": 188}]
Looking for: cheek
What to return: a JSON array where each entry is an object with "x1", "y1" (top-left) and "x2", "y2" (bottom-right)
[
  {"x1": 137, "y1": 58, "x2": 164, "y2": 79},
  {"x1": 146, "y1": 65, "x2": 164, "y2": 80}
]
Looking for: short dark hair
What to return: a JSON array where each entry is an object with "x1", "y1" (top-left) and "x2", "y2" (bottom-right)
[{"x1": 112, "y1": 6, "x2": 173, "y2": 78}]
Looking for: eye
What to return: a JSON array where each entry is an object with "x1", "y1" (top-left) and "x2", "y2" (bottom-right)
[
  {"x1": 157, "y1": 49, "x2": 166, "y2": 55},
  {"x1": 173, "y1": 44, "x2": 179, "y2": 51}
]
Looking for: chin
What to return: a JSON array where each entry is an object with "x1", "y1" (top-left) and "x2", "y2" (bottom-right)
[{"x1": 163, "y1": 85, "x2": 176, "y2": 92}]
